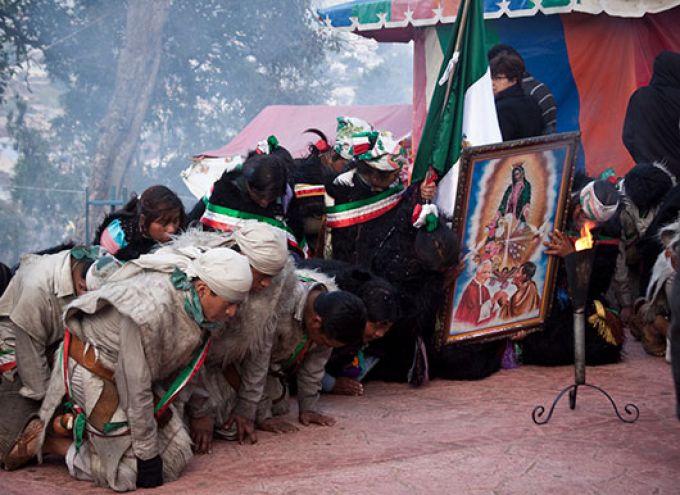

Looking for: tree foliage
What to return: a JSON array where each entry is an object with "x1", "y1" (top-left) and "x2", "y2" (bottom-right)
[
  {"x1": 0, "y1": 0, "x2": 41, "y2": 103},
  {"x1": 0, "y1": 0, "x2": 409, "y2": 264}
]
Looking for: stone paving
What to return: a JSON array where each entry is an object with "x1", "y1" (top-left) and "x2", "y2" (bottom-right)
[{"x1": 2, "y1": 339, "x2": 679, "y2": 494}]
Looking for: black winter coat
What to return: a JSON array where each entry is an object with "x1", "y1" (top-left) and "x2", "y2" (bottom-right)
[{"x1": 495, "y1": 84, "x2": 544, "y2": 141}]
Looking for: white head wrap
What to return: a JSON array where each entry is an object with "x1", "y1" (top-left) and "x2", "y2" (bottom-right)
[
  {"x1": 108, "y1": 246, "x2": 252, "y2": 303},
  {"x1": 234, "y1": 222, "x2": 288, "y2": 276},
  {"x1": 579, "y1": 180, "x2": 619, "y2": 223},
  {"x1": 186, "y1": 248, "x2": 252, "y2": 303}
]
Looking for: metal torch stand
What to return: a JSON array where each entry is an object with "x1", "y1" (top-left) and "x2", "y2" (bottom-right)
[{"x1": 532, "y1": 251, "x2": 640, "y2": 425}]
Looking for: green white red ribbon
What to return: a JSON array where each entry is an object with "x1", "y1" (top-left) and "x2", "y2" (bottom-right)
[
  {"x1": 154, "y1": 337, "x2": 212, "y2": 418},
  {"x1": 294, "y1": 183, "x2": 326, "y2": 199},
  {"x1": 61, "y1": 328, "x2": 212, "y2": 443},
  {"x1": 0, "y1": 348, "x2": 16, "y2": 373},
  {"x1": 325, "y1": 184, "x2": 404, "y2": 229},
  {"x1": 200, "y1": 197, "x2": 310, "y2": 258}
]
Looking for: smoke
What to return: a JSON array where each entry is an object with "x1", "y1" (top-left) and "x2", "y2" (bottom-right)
[{"x1": 0, "y1": 0, "x2": 412, "y2": 265}]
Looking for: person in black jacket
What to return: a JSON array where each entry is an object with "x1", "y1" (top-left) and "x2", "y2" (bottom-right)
[
  {"x1": 623, "y1": 51, "x2": 680, "y2": 178},
  {"x1": 488, "y1": 44, "x2": 557, "y2": 134},
  {"x1": 490, "y1": 52, "x2": 543, "y2": 141}
]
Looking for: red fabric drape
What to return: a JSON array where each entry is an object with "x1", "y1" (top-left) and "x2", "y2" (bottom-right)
[{"x1": 563, "y1": 8, "x2": 680, "y2": 177}]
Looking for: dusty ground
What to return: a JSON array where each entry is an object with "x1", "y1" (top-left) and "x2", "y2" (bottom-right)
[{"x1": 2, "y1": 339, "x2": 679, "y2": 495}]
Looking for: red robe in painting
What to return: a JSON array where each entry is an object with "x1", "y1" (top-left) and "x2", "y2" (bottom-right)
[{"x1": 454, "y1": 278, "x2": 495, "y2": 326}]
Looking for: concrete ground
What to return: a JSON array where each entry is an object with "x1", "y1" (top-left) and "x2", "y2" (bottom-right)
[{"x1": 2, "y1": 339, "x2": 679, "y2": 495}]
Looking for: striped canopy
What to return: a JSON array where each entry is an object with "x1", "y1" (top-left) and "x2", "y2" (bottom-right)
[{"x1": 318, "y1": 0, "x2": 680, "y2": 36}]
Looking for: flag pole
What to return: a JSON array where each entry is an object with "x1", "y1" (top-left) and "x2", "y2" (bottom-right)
[
  {"x1": 453, "y1": 0, "x2": 473, "y2": 57},
  {"x1": 440, "y1": 0, "x2": 473, "y2": 117}
]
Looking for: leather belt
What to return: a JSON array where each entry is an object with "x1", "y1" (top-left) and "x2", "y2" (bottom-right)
[{"x1": 68, "y1": 334, "x2": 118, "y2": 432}]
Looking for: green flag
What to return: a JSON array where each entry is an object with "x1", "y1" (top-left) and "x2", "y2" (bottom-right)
[{"x1": 412, "y1": 0, "x2": 501, "y2": 216}]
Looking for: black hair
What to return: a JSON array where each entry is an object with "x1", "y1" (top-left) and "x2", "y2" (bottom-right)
[
  {"x1": 297, "y1": 259, "x2": 400, "y2": 323},
  {"x1": 487, "y1": 43, "x2": 522, "y2": 61},
  {"x1": 98, "y1": 185, "x2": 186, "y2": 239},
  {"x1": 0, "y1": 262, "x2": 12, "y2": 297},
  {"x1": 489, "y1": 52, "x2": 525, "y2": 85},
  {"x1": 241, "y1": 153, "x2": 289, "y2": 201},
  {"x1": 313, "y1": 290, "x2": 366, "y2": 345},
  {"x1": 414, "y1": 223, "x2": 460, "y2": 273},
  {"x1": 521, "y1": 261, "x2": 536, "y2": 281},
  {"x1": 356, "y1": 277, "x2": 400, "y2": 323},
  {"x1": 137, "y1": 185, "x2": 186, "y2": 233}
]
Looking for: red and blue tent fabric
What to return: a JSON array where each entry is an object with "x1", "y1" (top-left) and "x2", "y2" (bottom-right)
[{"x1": 318, "y1": 0, "x2": 680, "y2": 177}]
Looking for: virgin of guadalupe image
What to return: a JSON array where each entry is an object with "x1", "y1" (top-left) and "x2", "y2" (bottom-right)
[
  {"x1": 451, "y1": 153, "x2": 558, "y2": 332},
  {"x1": 496, "y1": 164, "x2": 531, "y2": 226},
  {"x1": 483, "y1": 163, "x2": 541, "y2": 271}
]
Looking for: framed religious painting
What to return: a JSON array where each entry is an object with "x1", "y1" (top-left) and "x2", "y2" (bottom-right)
[{"x1": 442, "y1": 132, "x2": 580, "y2": 344}]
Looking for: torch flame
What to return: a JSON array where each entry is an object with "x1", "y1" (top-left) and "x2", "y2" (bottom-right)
[{"x1": 574, "y1": 221, "x2": 595, "y2": 251}]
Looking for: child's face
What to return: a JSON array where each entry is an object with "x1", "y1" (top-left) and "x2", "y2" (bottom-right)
[{"x1": 146, "y1": 210, "x2": 181, "y2": 243}]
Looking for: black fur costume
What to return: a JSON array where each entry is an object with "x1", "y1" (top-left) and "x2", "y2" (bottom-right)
[
  {"x1": 188, "y1": 168, "x2": 306, "y2": 253},
  {"x1": 669, "y1": 259, "x2": 680, "y2": 420},
  {"x1": 290, "y1": 147, "x2": 344, "y2": 255},
  {"x1": 329, "y1": 174, "x2": 500, "y2": 385},
  {"x1": 637, "y1": 183, "x2": 680, "y2": 296},
  {"x1": 187, "y1": 169, "x2": 285, "y2": 223},
  {"x1": 326, "y1": 179, "x2": 434, "y2": 382}
]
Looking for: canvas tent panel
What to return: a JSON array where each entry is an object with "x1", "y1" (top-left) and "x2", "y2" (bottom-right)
[
  {"x1": 563, "y1": 11, "x2": 680, "y2": 176},
  {"x1": 196, "y1": 104, "x2": 412, "y2": 159}
]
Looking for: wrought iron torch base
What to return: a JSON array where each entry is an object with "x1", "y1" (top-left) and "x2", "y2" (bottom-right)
[{"x1": 532, "y1": 382, "x2": 640, "y2": 425}]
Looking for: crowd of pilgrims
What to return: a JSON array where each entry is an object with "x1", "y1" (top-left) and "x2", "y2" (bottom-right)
[{"x1": 1, "y1": 51, "x2": 680, "y2": 491}]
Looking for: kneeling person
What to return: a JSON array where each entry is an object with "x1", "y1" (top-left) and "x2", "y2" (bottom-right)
[
  {"x1": 258, "y1": 279, "x2": 366, "y2": 433},
  {"x1": 32, "y1": 248, "x2": 252, "y2": 491},
  {"x1": 1, "y1": 247, "x2": 96, "y2": 470}
]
